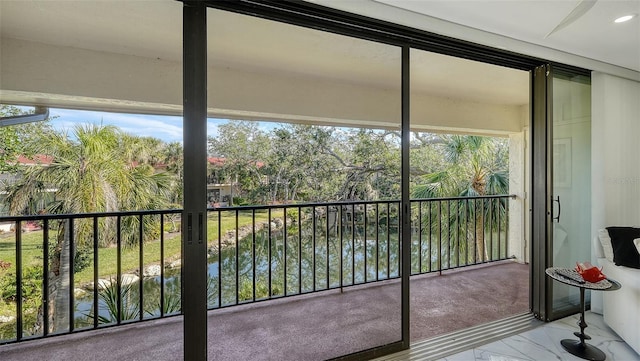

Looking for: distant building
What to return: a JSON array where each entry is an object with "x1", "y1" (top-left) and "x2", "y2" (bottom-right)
[
  {"x1": 0, "y1": 155, "x2": 55, "y2": 231},
  {"x1": 206, "y1": 157, "x2": 235, "y2": 207}
]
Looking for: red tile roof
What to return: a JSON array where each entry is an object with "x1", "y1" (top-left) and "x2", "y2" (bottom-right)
[{"x1": 16, "y1": 154, "x2": 53, "y2": 165}]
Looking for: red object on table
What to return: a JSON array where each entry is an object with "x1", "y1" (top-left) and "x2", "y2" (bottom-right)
[{"x1": 575, "y1": 262, "x2": 606, "y2": 283}]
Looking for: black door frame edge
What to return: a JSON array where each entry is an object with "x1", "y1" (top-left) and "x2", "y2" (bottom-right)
[{"x1": 183, "y1": 1, "x2": 208, "y2": 360}]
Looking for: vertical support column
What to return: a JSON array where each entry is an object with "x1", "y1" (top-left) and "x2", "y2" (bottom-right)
[
  {"x1": 531, "y1": 64, "x2": 551, "y2": 321},
  {"x1": 183, "y1": 1, "x2": 208, "y2": 360},
  {"x1": 400, "y1": 46, "x2": 411, "y2": 348}
]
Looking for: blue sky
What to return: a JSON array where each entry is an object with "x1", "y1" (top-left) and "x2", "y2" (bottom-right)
[
  {"x1": 47, "y1": 108, "x2": 287, "y2": 143},
  {"x1": 49, "y1": 108, "x2": 224, "y2": 143}
]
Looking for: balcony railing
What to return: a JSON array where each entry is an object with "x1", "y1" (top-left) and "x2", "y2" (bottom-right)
[{"x1": 0, "y1": 195, "x2": 514, "y2": 344}]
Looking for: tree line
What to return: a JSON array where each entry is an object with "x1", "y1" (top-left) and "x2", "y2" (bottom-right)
[
  {"x1": 2, "y1": 106, "x2": 510, "y2": 214},
  {"x1": 209, "y1": 121, "x2": 509, "y2": 205}
]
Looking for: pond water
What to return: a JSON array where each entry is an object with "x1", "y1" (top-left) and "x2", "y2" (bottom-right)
[
  {"x1": 74, "y1": 217, "x2": 491, "y2": 325},
  {"x1": 75, "y1": 223, "x2": 402, "y2": 324}
]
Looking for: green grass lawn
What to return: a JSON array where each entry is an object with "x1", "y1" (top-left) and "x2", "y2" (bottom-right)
[{"x1": 0, "y1": 210, "x2": 278, "y2": 286}]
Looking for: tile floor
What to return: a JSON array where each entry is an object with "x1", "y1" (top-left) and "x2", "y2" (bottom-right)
[{"x1": 437, "y1": 312, "x2": 639, "y2": 361}]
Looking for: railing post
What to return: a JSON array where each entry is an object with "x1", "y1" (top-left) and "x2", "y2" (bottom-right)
[
  {"x1": 364, "y1": 204, "x2": 367, "y2": 283},
  {"x1": 93, "y1": 217, "x2": 99, "y2": 328},
  {"x1": 418, "y1": 201, "x2": 422, "y2": 274},
  {"x1": 235, "y1": 210, "x2": 239, "y2": 304},
  {"x1": 438, "y1": 201, "x2": 442, "y2": 276},
  {"x1": 428, "y1": 202, "x2": 432, "y2": 273},
  {"x1": 218, "y1": 211, "x2": 222, "y2": 307},
  {"x1": 253, "y1": 209, "x2": 258, "y2": 302},
  {"x1": 16, "y1": 221, "x2": 22, "y2": 341},
  {"x1": 375, "y1": 203, "x2": 379, "y2": 281},
  {"x1": 297, "y1": 207, "x2": 302, "y2": 295},
  {"x1": 117, "y1": 215, "x2": 122, "y2": 324},
  {"x1": 456, "y1": 200, "x2": 461, "y2": 268},
  {"x1": 160, "y1": 215, "x2": 165, "y2": 317},
  {"x1": 447, "y1": 200, "x2": 451, "y2": 270},
  {"x1": 339, "y1": 205, "x2": 343, "y2": 290},
  {"x1": 325, "y1": 205, "x2": 330, "y2": 290},
  {"x1": 351, "y1": 204, "x2": 355, "y2": 286},
  {"x1": 311, "y1": 207, "x2": 315, "y2": 292},
  {"x1": 69, "y1": 218, "x2": 75, "y2": 333},
  {"x1": 387, "y1": 203, "x2": 391, "y2": 279},
  {"x1": 138, "y1": 214, "x2": 144, "y2": 320},
  {"x1": 42, "y1": 219, "x2": 49, "y2": 336}
]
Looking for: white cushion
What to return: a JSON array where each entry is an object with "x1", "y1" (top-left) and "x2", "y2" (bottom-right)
[
  {"x1": 598, "y1": 229, "x2": 615, "y2": 262},
  {"x1": 593, "y1": 234, "x2": 605, "y2": 259},
  {"x1": 635, "y1": 238, "x2": 640, "y2": 255}
]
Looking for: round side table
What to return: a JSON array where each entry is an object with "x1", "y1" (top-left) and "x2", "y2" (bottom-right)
[{"x1": 545, "y1": 267, "x2": 621, "y2": 361}]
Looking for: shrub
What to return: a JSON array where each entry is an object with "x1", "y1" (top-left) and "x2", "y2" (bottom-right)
[
  {"x1": 0, "y1": 265, "x2": 43, "y2": 303},
  {"x1": 232, "y1": 197, "x2": 248, "y2": 206}
]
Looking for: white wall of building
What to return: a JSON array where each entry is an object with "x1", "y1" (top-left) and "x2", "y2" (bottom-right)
[
  {"x1": 590, "y1": 72, "x2": 640, "y2": 313},
  {"x1": 508, "y1": 105, "x2": 530, "y2": 263},
  {"x1": 592, "y1": 73, "x2": 640, "y2": 229}
]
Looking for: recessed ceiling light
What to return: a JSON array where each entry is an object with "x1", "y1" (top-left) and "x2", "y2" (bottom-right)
[{"x1": 614, "y1": 14, "x2": 636, "y2": 23}]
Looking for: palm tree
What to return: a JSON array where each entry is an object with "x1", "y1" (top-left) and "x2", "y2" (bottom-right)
[
  {"x1": 160, "y1": 141, "x2": 184, "y2": 206},
  {"x1": 6, "y1": 124, "x2": 172, "y2": 332},
  {"x1": 412, "y1": 135, "x2": 509, "y2": 263}
]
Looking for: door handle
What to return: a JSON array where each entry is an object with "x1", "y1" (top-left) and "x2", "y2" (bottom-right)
[{"x1": 553, "y1": 196, "x2": 561, "y2": 223}]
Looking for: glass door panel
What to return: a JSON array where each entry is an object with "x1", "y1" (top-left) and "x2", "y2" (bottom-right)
[
  {"x1": 409, "y1": 48, "x2": 530, "y2": 339},
  {"x1": 206, "y1": 8, "x2": 402, "y2": 360},
  {"x1": 550, "y1": 73, "x2": 591, "y2": 317}
]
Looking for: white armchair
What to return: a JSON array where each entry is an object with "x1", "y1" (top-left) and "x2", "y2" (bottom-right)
[{"x1": 594, "y1": 229, "x2": 640, "y2": 355}]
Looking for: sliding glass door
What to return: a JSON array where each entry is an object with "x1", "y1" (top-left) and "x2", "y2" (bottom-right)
[
  {"x1": 549, "y1": 73, "x2": 592, "y2": 319},
  {"x1": 531, "y1": 65, "x2": 591, "y2": 321},
  {"x1": 202, "y1": 6, "x2": 404, "y2": 360}
]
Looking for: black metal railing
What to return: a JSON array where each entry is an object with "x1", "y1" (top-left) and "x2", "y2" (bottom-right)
[
  {"x1": 0, "y1": 210, "x2": 182, "y2": 343},
  {"x1": 0, "y1": 194, "x2": 514, "y2": 344}
]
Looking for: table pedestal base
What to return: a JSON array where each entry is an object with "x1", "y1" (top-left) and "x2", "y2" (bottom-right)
[{"x1": 561, "y1": 339, "x2": 606, "y2": 361}]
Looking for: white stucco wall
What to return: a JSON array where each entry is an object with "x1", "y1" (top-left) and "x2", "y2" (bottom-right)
[
  {"x1": 590, "y1": 72, "x2": 640, "y2": 313},
  {"x1": 592, "y1": 73, "x2": 640, "y2": 228},
  {"x1": 509, "y1": 120, "x2": 530, "y2": 263}
]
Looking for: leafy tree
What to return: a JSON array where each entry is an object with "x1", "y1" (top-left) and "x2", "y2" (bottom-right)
[
  {"x1": 0, "y1": 105, "x2": 24, "y2": 173},
  {"x1": 160, "y1": 141, "x2": 184, "y2": 206},
  {"x1": 263, "y1": 124, "x2": 338, "y2": 203},
  {"x1": 0, "y1": 105, "x2": 54, "y2": 173},
  {"x1": 332, "y1": 128, "x2": 400, "y2": 200},
  {"x1": 208, "y1": 121, "x2": 270, "y2": 204}
]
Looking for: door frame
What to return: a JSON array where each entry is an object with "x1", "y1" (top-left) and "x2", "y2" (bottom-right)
[
  {"x1": 531, "y1": 64, "x2": 553, "y2": 321},
  {"x1": 182, "y1": 1, "x2": 592, "y2": 359},
  {"x1": 530, "y1": 64, "x2": 592, "y2": 321}
]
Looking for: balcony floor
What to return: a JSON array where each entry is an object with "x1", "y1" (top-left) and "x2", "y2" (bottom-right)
[{"x1": 0, "y1": 260, "x2": 529, "y2": 361}]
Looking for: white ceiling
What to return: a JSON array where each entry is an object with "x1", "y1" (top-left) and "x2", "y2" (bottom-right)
[
  {"x1": 0, "y1": 1, "x2": 529, "y2": 106},
  {"x1": 1, "y1": 0, "x2": 637, "y2": 109},
  {"x1": 374, "y1": 0, "x2": 640, "y2": 73},
  {"x1": 0, "y1": 1, "x2": 183, "y2": 62},
  {"x1": 208, "y1": 10, "x2": 529, "y2": 105}
]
